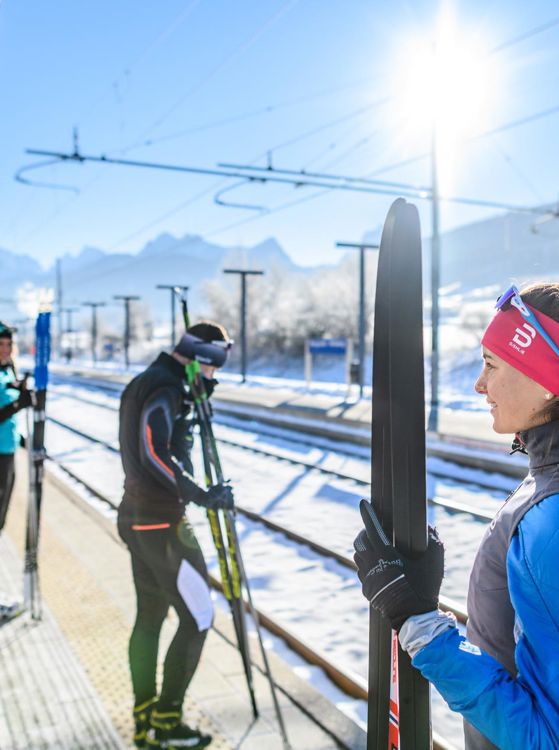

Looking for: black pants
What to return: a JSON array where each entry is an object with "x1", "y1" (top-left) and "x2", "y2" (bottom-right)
[
  {"x1": 118, "y1": 517, "x2": 212, "y2": 712},
  {"x1": 0, "y1": 454, "x2": 15, "y2": 532}
]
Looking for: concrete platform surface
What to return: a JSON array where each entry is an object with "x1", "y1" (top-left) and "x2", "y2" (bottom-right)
[{"x1": 0, "y1": 455, "x2": 344, "y2": 749}]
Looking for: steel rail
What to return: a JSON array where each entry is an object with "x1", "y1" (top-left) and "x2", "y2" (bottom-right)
[
  {"x1": 47, "y1": 414, "x2": 470, "y2": 624},
  {"x1": 46, "y1": 456, "x2": 457, "y2": 750},
  {"x1": 47, "y1": 403, "x2": 498, "y2": 522},
  {"x1": 50, "y1": 372, "x2": 524, "y2": 483}
]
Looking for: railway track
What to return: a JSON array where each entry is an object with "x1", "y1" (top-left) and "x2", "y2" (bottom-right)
[
  {"x1": 47, "y1": 412, "x2": 471, "y2": 628},
  {"x1": 50, "y1": 369, "x2": 528, "y2": 482},
  {"x1": 48, "y1": 455, "x2": 457, "y2": 750}
]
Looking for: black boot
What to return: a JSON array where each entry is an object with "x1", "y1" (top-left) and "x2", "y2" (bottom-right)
[
  {"x1": 133, "y1": 697, "x2": 157, "y2": 748},
  {"x1": 147, "y1": 710, "x2": 212, "y2": 749}
]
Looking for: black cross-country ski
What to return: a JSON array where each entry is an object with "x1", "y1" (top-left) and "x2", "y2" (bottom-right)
[
  {"x1": 367, "y1": 198, "x2": 431, "y2": 749},
  {"x1": 24, "y1": 310, "x2": 51, "y2": 620}
]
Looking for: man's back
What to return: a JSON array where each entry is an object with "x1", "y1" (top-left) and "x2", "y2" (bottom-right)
[{"x1": 119, "y1": 352, "x2": 186, "y2": 523}]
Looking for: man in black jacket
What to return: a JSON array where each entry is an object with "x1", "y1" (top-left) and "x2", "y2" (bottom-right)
[{"x1": 118, "y1": 321, "x2": 233, "y2": 750}]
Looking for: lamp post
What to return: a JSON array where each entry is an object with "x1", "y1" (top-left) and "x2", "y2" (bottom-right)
[
  {"x1": 113, "y1": 295, "x2": 140, "y2": 368},
  {"x1": 335, "y1": 241, "x2": 379, "y2": 399},
  {"x1": 223, "y1": 269, "x2": 264, "y2": 383},
  {"x1": 82, "y1": 302, "x2": 106, "y2": 364},
  {"x1": 156, "y1": 284, "x2": 189, "y2": 347}
]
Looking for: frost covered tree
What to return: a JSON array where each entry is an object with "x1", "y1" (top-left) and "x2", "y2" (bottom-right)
[{"x1": 202, "y1": 253, "x2": 377, "y2": 357}]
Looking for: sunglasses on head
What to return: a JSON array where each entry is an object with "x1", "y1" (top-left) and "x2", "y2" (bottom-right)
[{"x1": 496, "y1": 284, "x2": 559, "y2": 357}]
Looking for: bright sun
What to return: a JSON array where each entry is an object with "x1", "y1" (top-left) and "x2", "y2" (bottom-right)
[{"x1": 390, "y1": 10, "x2": 500, "y2": 189}]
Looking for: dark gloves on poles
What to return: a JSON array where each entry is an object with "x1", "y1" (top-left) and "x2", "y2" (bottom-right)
[
  {"x1": 16, "y1": 389, "x2": 32, "y2": 409},
  {"x1": 194, "y1": 482, "x2": 234, "y2": 511},
  {"x1": 353, "y1": 499, "x2": 444, "y2": 632},
  {"x1": 202, "y1": 376, "x2": 217, "y2": 400},
  {"x1": 0, "y1": 389, "x2": 33, "y2": 425}
]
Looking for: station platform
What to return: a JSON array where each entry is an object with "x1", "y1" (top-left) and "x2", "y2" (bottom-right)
[{"x1": 0, "y1": 455, "x2": 348, "y2": 750}]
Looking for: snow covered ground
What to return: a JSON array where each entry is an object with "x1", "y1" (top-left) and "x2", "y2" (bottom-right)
[
  {"x1": 27, "y1": 324, "x2": 487, "y2": 409},
  {"x1": 42, "y1": 379, "x2": 517, "y2": 748}
]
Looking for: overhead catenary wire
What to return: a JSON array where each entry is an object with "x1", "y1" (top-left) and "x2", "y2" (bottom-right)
[
  {"x1": 133, "y1": 0, "x2": 301, "y2": 142},
  {"x1": 490, "y1": 139, "x2": 546, "y2": 204},
  {"x1": 122, "y1": 11, "x2": 559, "y2": 157},
  {"x1": 76, "y1": 0, "x2": 203, "y2": 127},
  {"x1": 10, "y1": 2, "x2": 302, "y2": 248},
  {"x1": 14, "y1": 9, "x2": 559, "y2": 252},
  {"x1": 490, "y1": 15, "x2": 559, "y2": 54},
  {"x1": 15, "y1": 158, "x2": 80, "y2": 194},
  {"x1": 25, "y1": 146, "x2": 545, "y2": 217},
  {"x1": 107, "y1": 98, "x2": 390, "y2": 247},
  {"x1": 367, "y1": 102, "x2": 559, "y2": 178},
  {"x1": 120, "y1": 73, "x2": 384, "y2": 153},
  {"x1": 99, "y1": 16, "x2": 559, "y2": 244}
]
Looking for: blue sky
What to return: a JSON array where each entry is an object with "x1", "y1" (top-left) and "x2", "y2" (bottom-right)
[{"x1": 2, "y1": 0, "x2": 559, "y2": 268}]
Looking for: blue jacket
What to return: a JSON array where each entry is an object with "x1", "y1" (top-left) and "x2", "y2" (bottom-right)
[
  {"x1": 0, "y1": 365, "x2": 20, "y2": 455},
  {"x1": 413, "y1": 493, "x2": 559, "y2": 749}
]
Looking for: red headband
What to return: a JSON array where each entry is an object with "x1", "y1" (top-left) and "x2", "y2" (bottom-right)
[{"x1": 482, "y1": 306, "x2": 559, "y2": 395}]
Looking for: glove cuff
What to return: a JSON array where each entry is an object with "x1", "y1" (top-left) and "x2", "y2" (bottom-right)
[{"x1": 398, "y1": 609, "x2": 456, "y2": 657}]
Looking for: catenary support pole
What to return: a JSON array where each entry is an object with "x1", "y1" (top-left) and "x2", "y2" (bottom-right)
[
  {"x1": 114, "y1": 295, "x2": 140, "y2": 369},
  {"x1": 60, "y1": 306, "x2": 78, "y2": 361},
  {"x1": 428, "y1": 54, "x2": 441, "y2": 434},
  {"x1": 56, "y1": 259, "x2": 63, "y2": 359},
  {"x1": 156, "y1": 284, "x2": 189, "y2": 347},
  {"x1": 82, "y1": 302, "x2": 106, "y2": 365},
  {"x1": 335, "y1": 242, "x2": 379, "y2": 399},
  {"x1": 223, "y1": 269, "x2": 264, "y2": 383}
]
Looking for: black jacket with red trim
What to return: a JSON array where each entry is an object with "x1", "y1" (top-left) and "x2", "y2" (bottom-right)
[{"x1": 118, "y1": 352, "x2": 200, "y2": 523}]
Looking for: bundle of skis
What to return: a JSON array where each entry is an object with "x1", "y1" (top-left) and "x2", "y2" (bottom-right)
[
  {"x1": 24, "y1": 309, "x2": 51, "y2": 620},
  {"x1": 180, "y1": 295, "x2": 290, "y2": 749}
]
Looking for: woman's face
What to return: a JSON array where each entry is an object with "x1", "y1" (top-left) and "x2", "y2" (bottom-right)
[
  {"x1": 474, "y1": 347, "x2": 550, "y2": 434},
  {"x1": 0, "y1": 338, "x2": 12, "y2": 365}
]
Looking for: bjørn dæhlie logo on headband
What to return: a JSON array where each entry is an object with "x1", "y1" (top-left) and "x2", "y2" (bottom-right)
[{"x1": 511, "y1": 323, "x2": 536, "y2": 354}]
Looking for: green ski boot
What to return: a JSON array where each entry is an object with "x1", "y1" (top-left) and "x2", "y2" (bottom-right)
[
  {"x1": 146, "y1": 710, "x2": 212, "y2": 749},
  {"x1": 133, "y1": 697, "x2": 157, "y2": 748}
]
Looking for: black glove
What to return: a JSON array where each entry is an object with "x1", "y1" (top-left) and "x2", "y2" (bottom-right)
[
  {"x1": 202, "y1": 376, "x2": 217, "y2": 399},
  {"x1": 353, "y1": 499, "x2": 444, "y2": 632},
  {"x1": 194, "y1": 482, "x2": 234, "y2": 511},
  {"x1": 0, "y1": 390, "x2": 33, "y2": 425},
  {"x1": 12, "y1": 374, "x2": 31, "y2": 392},
  {"x1": 16, "y1": 389, "x2": 33, "y2": 409}
]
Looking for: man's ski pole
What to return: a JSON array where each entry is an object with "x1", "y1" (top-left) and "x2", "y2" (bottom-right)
[
  {"x1": 189, "y1": 365, "x2": 291, "y2": 750},
  {"x1": 23, "y1": 310, "x2": 51, "y2": 620},
  {"x1": 186, "y1": 362, "x2": 258, "y2": 720},
  {"x1": 178, "y1": 292, "x2": 260, "y2": 721}
]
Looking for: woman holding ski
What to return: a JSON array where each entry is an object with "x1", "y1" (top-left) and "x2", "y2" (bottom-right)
[{"x1": 354, "y1": 283, "x2": 559, "y2": 749}]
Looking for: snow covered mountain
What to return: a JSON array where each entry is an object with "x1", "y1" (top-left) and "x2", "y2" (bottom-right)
[
  {"x1": 429, "y1": 208, "x2": 559, "y2": 291},
  {"x1": 0, "y1": 234, "x2": 316, "y2": 324},
  {"x1": 2, "y1": 205, "x2": 558, "y2": 330}
]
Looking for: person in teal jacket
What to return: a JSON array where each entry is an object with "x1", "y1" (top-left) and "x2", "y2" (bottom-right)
[
  {"x1": 0, "y1": 322, "x2": 32, "y2": 532},
  {"x1": 354, "y1": 282, "x2": 559, "y2": 749}
]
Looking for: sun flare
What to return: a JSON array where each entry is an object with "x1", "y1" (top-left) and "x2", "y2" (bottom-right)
[{"x1": 390, "y1": 10, "x2": 501, "y2": 190}]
